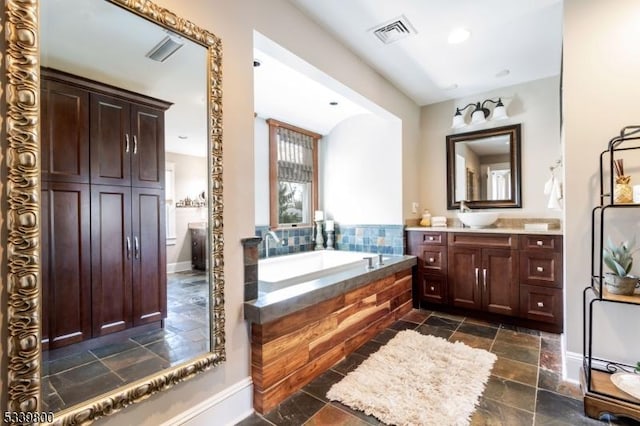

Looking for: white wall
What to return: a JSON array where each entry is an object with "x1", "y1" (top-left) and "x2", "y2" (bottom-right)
[
  {"x1": 420, "y1": 76, "x2": 562, "y2": 218},
  {"x1": 166, "y1": 152, "x2": 208, "y2": 268},
  {"x1": 254, "y1": 117, "x2": 270, "y2": 226},
  {"x1": 321, "y1": 114, "x2": 403, "y2": 224},
  {"x1": 562, "y1": 0, "x2": 640, "y2": 380},
  {"x1": 81, "y1": 0, "x2": 420, "y2": 424}
]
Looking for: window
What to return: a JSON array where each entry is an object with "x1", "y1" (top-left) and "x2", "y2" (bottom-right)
[{"x1": 267, "y1": 119, "x2": 321, "y2": 228}]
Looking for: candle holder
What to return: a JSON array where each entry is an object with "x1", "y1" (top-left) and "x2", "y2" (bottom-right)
[
  {"x1": 326, "y1": 230, "x2": 335, "y2": 250},
  {"x1": 314, "y1": 220, "x2": 324, "y2": 250}
]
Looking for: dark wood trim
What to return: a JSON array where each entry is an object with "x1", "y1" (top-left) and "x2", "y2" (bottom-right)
[
  {"x1": 41, "y1": 67, "x2": 172, "y2": 111},
  {"x1": 266, "y1": 118, "x2": 322, "y2": 139},
  {"x1": 267, "y1": 118, "x2": 321, "y2": 229}
]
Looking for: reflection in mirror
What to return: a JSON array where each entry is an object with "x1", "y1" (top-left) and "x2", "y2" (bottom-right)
[
  {"x1": 446, "y1": 124, "x2": 522, "y2": 209},
  {"x1": 37, "y1": 0, "x2": 216, "y2": 417}
]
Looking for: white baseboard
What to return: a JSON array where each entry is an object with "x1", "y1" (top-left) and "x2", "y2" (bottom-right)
[
  {"x1": 167, "y1": 261, "x2": 192, "y2": 273},
  {"x1": 160, "y1": 377, "x2": 253, "y2": 426},
  {"x1": 565, "y1": 350, "x2": 583, "y2": 383}
]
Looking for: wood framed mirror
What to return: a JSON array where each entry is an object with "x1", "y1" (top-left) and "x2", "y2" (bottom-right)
[
  {"x1": 446, "y1": 123, "x2": 522, "y2": 210},
  {"x1": 4, "y1": 0, "x2": 224, "y2": 423}
]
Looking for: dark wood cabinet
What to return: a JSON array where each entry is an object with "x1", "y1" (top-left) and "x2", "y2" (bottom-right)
[
  {"x1": 41, "y1": 77, "x2": 90, "y2": 183},
  {"x1": 90, "y1": 94, "x2": 166, "y2": 188},
  {"x1": 407, "y1": 231, "x2": 447, "y2": 304},
  {"x1": 407, "y1": 229, "x2": 563, "y2": 332},
  {"x1": 41, "y1": 68, "x2": 170, "y2": 347},
  {"x1": 191, "y1": 228, "x2": 207, "y2": 271},
  {"x1": 41, "y1": 182, "x2": 92, "y2": 349}
]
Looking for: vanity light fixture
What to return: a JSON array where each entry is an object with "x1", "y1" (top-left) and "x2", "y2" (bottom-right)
[
  {"x1": 452, "y1": 98, "x2": 508, "y2": 129},
  {"x1": 146, "y1": 33, "x2": 184, "y2": 62}
]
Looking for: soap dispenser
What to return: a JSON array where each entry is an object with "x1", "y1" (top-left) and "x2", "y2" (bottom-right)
[{"x1": 420, "y1": 209, "x2": 432, "y2": 227}]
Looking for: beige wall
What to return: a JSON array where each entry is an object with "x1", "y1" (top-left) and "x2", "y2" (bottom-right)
[
  {"x1": 562, "y1": 0, "x2": 640, "y2": 379},
  {"x1": 420, "y1": 76, "x2": 562, "y2": 219},
  {"x1": 166, "y1": 152, "x2": 208, "y2": 268}
]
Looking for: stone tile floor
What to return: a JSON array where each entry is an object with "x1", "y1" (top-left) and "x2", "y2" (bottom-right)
[
  {"x1": 42, "y1": 271, "x2": 209, "y2": 412},
  {"x1": 238, "y1": 309, "x2": 640, "y2": 426}
]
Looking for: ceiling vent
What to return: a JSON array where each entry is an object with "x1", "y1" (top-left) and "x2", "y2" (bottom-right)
[
  {"x1": 146, "y1": 34, "x2": 184, "y2": 62},
  {"x1": 370, "y1": 15, "x2": 417, "y2": 45}
]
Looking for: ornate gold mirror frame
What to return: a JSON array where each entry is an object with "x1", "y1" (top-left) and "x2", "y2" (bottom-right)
[{"x1": 4, "y1": 0, "x2": 225, "y2": 423}]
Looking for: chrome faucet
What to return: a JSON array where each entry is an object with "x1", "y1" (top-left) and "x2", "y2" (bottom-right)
[
  {"x1": 460, "y1": 200, "x2": 472, "y2": 213},
  {"x1": 264, "y1": 230, "x2": 281, "y2": 258}
]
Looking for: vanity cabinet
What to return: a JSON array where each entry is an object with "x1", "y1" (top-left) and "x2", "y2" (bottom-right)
[
  {"x1": 407, "y1": 231, "x2": 447, "y2": 304},
  {"x1": 40, "y1": 68, "x2": 170, "y2": 347},
  {"x1": 191, "y1": 228, "x2": 207, "y2": 271},
  {"x1": 407, "y1": 229, "x2": 563, "y2": 332},
  {"x1": 448, "y1": 233, "x2": 519, "y2": 316}
]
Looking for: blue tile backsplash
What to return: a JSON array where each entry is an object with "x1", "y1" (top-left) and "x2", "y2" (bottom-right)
[{"x1": 254, "y1": 224, "x2": 405, "y2": 258}]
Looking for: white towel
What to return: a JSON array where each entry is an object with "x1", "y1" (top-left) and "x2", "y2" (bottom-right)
[{"x1": 546, "y1": 176, "x2": 562, "y2": 210}]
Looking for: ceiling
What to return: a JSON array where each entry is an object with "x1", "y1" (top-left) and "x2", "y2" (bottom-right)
[{"x1": 288, "y1": 0, "x2": 563, "y2": 106}]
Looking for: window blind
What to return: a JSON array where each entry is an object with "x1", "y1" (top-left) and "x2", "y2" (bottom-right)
[{"x1": 276, "y1": 127, "x2": 313, "y2": 183}]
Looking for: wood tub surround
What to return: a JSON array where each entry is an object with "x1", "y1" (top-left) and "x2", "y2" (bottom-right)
[{"x1": 246, "y1": 260, "x2": 415, "y2": 414}]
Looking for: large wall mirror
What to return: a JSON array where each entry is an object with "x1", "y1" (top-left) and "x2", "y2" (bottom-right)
[
  {"x1": 5, "y1": 0, "x2": 224, "y2": 423},
  {"x1": 446, "y1": 124, "x2": 522, "y2": 210}
]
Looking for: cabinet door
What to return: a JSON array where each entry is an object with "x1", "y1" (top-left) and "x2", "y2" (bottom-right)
[
  {"x1": 41, "y1": 80, "x2": 90, "y2": 183},
  {"x1": 132, "y1": 188, "x2": 167, "y2": 326},
  {"x1": 191, "y1": 229, "x2": 207, "y2": 271},
  {"x1": 44, "y1": 182, "x2": 92, "y2": 349},
  {"x1": 90, "y1": 94, "x2": 132, "y2": 186},
  {"x1": 131, "y1": 104, "x2": 165, "y2": 188},
  {"x1": 420, "y1": 274, "x2": 447, "y2": 304},
  {"x1": 91, "y1": 185, "x2": 133, "y2": 336},
  {"x1": 448, "y1": 247, "x2": 482, "y2": 310},
  {"x1": 482, "y1": 249, "x2": 519, "y2": 316}
]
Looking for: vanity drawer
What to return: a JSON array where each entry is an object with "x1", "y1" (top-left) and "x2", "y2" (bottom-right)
[
  {"x1": 448, "y1": 232, "x2": 517, "y2": 249},
  {"x1": 520, "y1": 285, "x2": 562, "y2": 325},
  {"x1": 419, "y1": 246, "x2": 447, "y2": 273},
  {"x1": 519, "y1": 252, "x2": 562, "y2": 288},
  {"x1": 408, "y1": 231, "x2": 446, "y2": 246},
  {"x1": 520, "y1": 235, "x2": 562, "y2": 252},
  {"x1": 420, "y1": 274, "x2": 447, "y2": 304}
]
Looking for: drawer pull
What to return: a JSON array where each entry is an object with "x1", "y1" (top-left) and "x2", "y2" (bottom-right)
[
  {"x1": 536, "y1": 240, "x2": 544, "y2": 246},
  {"x1": 429, "y1": 236, "x2": 434, "y2": 241},
  {"x1": 537, "y1": 301, "x2": 545, "y2": 308},
  {"x1": 430, "y1": 286, "x2": 435, "y2": 291},
  {"x1": 429, "y1": 257, "x2": 435, "y2": 262},
  {"x1": 536, "y1": 266, "x2": 544, "y2": 272}
]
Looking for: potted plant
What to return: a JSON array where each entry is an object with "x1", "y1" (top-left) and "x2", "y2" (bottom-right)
[{"x1": 603, "y1": 236, "x2": 640, "y2": 295}]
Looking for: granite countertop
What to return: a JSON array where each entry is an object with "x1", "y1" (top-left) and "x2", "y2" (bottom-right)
[
  {"x1": 405, "y1": 226, "x2": 563, "y2": 235},
  {"x1": 244, "y1": 254, "x2": 417, "y2": 325}
]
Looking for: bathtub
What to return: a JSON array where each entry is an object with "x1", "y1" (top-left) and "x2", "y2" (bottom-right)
[{"x1": 259, "y1": 250, "x2": 382, "y2": 293}]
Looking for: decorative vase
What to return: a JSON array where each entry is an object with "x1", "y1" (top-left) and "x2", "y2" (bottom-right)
[
  {"x1": 614, "y1": 175, "x2": 632, "y2": 203},
  {"x1": 604, "y1": 273, "x2": 639, "y2": 296}
]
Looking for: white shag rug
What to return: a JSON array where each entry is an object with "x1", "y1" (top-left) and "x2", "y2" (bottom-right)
[{"x1": 326, "y1": 329, "x2": 497, "y2": 426}]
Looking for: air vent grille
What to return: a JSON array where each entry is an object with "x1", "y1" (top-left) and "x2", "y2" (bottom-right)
[{"x1": 371, "y1": 15, "x2": 417, "y2": 44}]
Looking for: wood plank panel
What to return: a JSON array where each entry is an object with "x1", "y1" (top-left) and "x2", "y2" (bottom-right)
[
  {"x1": 344, "y1": 311, "x2": 396, "y2": 355},
  {"x1": 252, "y1": 345, "x2": 309, "y2": 391},
  {"x1": 377, "y1": 275, "x2": 412, "y2": 305},
  {"x1": 344, "y1": 275, "x2": 394, "y2": 305}
]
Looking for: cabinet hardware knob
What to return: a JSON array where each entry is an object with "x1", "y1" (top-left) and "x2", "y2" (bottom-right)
[
  {"x1": 475, "y1": 268, "x2": 479, "y2": 290},
  {"x1": 536, "y1": 266, "x2": 544, "y2": 272},
  {"x1": 133, "y1": 135, "x2": 138, "y2": 154},
  {"x1": 134, "y1": 236, "x2": 140, "y2": 259},
  {"x1": 483, "y1": 268, "x2": 487, "y2": 292},
  {"x1": 429, "y1": 257, "x2": 435, "y2": 262},
  {"x1": 125, "y1": 134, "x2": 130, "y2": 153},
  {"x1": 429, "y1": 236, "x2": 434, "y2": 241},
  {"x1": 126, "y1": 236, "x2": 131, "y2": 259},
  {"x1": 536, "y1": 240, "x2": 543, "y2": 246},
  {"x1": 430, "y1": 286, "x2": 435, "y2": 291},
  {"x1": 537, "y1": 301, "x2": 544, "y2": 308}
]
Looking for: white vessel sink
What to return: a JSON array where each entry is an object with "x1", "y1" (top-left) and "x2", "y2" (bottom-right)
[{"x1": 457, "y1": 212, "x2": 499, "y2": 228}]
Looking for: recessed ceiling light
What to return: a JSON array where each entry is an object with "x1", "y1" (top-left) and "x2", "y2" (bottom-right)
[
  {"x1": 178, "y1": 135, "x2": 188, "y2": 140},
  {"x1": 329, "y1": 101, "x2": 339, "y2": 106},
  {"x1": 253, "y1": 59, "x2": 261, "y2": 67},
  {"x1": 496, "y1": 69, "x2": 510, "y2": 78},
  {"x1": 448, "y1": 28, "x2": 470, "y2": 44},
  {"x1": 444, "y1": 83, "x2": 458, "y2": 90}
]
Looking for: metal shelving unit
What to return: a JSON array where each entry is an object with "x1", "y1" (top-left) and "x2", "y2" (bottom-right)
[{"x1": 583, "y1": 126, "x2": 640, "y2": 421}]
